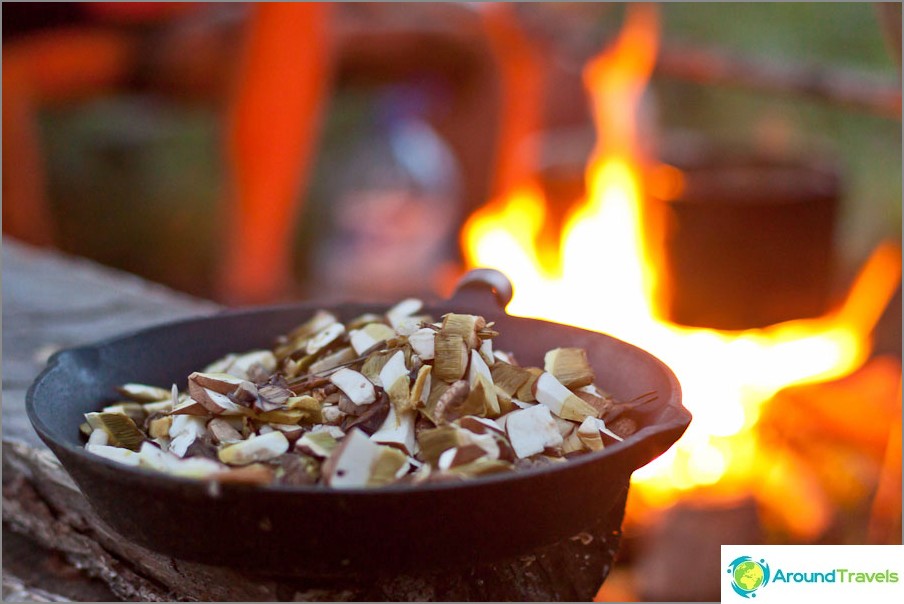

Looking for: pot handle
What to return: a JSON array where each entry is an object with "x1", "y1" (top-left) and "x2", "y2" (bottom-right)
[{"x1": 447, "y1": 268, "x2": 513, "y2": 313}]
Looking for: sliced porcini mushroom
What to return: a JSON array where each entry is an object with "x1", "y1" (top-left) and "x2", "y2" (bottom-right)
[
  {"x1": 342, "y1": 392, "x2": 390, "y2": 435},
  {"x1": 468, "y1": 350, "x2": 500, "y2": 417},
  {"x1": 386, "y1": 297, "x2": 423, "y2": 328},
  {"x1": 394, "y1": 316, "x2": 426, "y2": 337},
  {"x1": 268, "y1": 423, "x2": 305, "y2": 443},
  {"x1": 193, "y1": 387, "x2": 245, "y2": 416},
  {"x1": 544, "y1": 347, "x2": 595, "y2": 389},
  {"x1": 479, "y1": 338, "x2": 495, "y2": 366},
  {"x1": 347, "y1": 312, "x2": 385, "y2": 330},
  {"x1": 142, "y1": 400, "x2": 172, "y2": 415},
  {"x1": 189, "y1": 372, "x2": 246, "y2": 394},
  {"x1": 440, "y1": 313, "x2": 485, "y2": 349},
  {"x1": 214, "y1": 463, "x2": 275, "y2": 485},
  {"x1": 584, "y1": 416, "x2": 626, "y2": 442},
  {"x1": 490, "y1": 362, "x2": 532, "y2": 398},
  {"x1": 433, "y1": 379, "x2": 482, "y2": 424},
  {"x1": 168, "y1": 456, "x2": 227, "y2": 479},
  {"x1": 188, "y1": 372, "x2": 248, "y2": 415},
  {"x1": 407, "y1": 327, "x2": 436, "y2": 360},
  {"x1": 321, "y1": 405, "x2": 344, "y2": 425},
  {"x1": 256, "y1": 380, "x2": 294, "y2": 411},
  {"x1": 371, "y1": 406, "x2": 417, "y2": 456},
  {"x1": 367, "y1": 446, "x2": 409, "y2": 487},
  {"x1": 349, "y1": 323, "x2": 395, "y2": 355},
  {"x1": 87, "y1": 429, "x2": 109, "y2": 446},
  {"x1": 338, "y1": 393, "x2": 366, "y2": 416},
  {"x1": 457, "y1": 428, "x2": 501, "y2": 461},
  {"x1": 115, "y1": 383, "x2": 171, "y2": 403},
  {"x1": 138, "y1": 441, "x2": 175, "y2": 472},
  {"x1": 170, "y1": 398, "x2": 208, "y2": 416},
  {"x1": 409, "y1": 365, "x2": 432, "y2": 409},
  {"x1": 493, "y1": 350, "x2": 516, "y2": 365},
  {"x1": 86, "y1": 444, "x2": 141, "y2": 466},
  {"x1": 458, "y1": 415, "x2": 505, "y2": 436},
  {"x1": 305, "y1": 322, "x2": 346, "y2": 355},
  {"x1": 533, "y1": 372, "x2": 600, "y2": 422},
  {"x1": 310, "y1": 424, "x2": 346, "y2": 440},
  {"x1": 447, "y1": 458, "x2": 512, "y2": 478},
  {"x1": 433, "y1": 333, "x2": 468, "y2": 382},
  {"x1": 576, "y1": 416, "x2": 605, "y2": 451},
  {"x1": 203, "y1": 353, "x2": 237, "y2": 374},
  {"x1": 437, "y1": 444, "x2": 486, "y2": 470},
  {"x1": 287, "y1": 310, "x2": 338, "y2": 342},
  {"x1": 273, "y1": 453, "x2": 320, "y2": 486},
  {"x1": 468, "y1": 349, "x2": 492, "y2": 386},
  {"x1": 256, "y1": 408, "x2": 314, "y2": 425},
  {"x1": 360, "y1": 350, "x2": 394, "y2": 386},
  {"x1": 85, "y1": 412, "x2": 145, "y2": 451},
  {"x1": 321, "y1": 428, "x2": 379, "y2": 488},
  {"x1": 168, "y1": 415, "x2": 207, "y2": 458},
  {"x1": 329, "y1": 368, "x2": 376, "y2": 406},
  {"x1": 417, "y1": 425, "x2": 464, "y2": 465},
  {"x1": 516, "y1": 367, "x2": 543, "y2": 402},
  {"x1": 575, "y1": 389, "x2": 615, "y2": 418},
  {"x1": 218, "y1": 431, "x2": 289, "y2": 466},
  {"x1": 380, "y1": 350, "x2": 411, "y2": 413},
  {"x1": 562, "y1": 429, "x2": 585, "y2": 454},
  {"x1": 282, "y1": 395, "x2": 323, "y2": 424},
  {"x1": 102, "y1": 402, "x2": 147, "y2": 424},
  {"x1": 504, "y1": 404, "x2": 564, "y2": 458},
  {"x1": 207, "y1": 417, "x2": 243, "y2": 445},
  {"x1": 464, "y1": 374, "x2": 498, "y2": 418},
  {"x1": 494, "y1": 386, "x2": 516, "y2": 415},
  {"x1": 554, "y1": 416, "x2": 577, "y2": 438},
  {"x1": 296, "y1": 430, "x2": 339, "y2": 458},
  {"x1": 226, "y1": 350, "x2": 277, "y2": 380},
  {"x1": 228, "y1": 380, "x2": 259, "y2": 407},
  {"x1": 147, "y1": 415, "x2": 173, "y2": 439},
  {"x1": 308, "y1": 346, "x2": 356, "y2": 374}
]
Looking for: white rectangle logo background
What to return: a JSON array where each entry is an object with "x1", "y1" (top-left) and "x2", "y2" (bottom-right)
[{"x1": 722, "y1": 545, "x2": 904, "y2": 603}]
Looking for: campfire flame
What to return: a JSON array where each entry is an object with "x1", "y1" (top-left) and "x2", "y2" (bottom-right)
[{"x1": 462, "y1": 4, "x2": 901, "y2": 509}]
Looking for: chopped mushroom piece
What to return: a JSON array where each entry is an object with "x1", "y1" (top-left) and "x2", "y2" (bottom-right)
[
  {"x1": 329, "y1": 368, "x2": 376, "y2": 406},
  {"x1": 533, "y1": 372, "x2": 600, "y2": 422},
  {"x1": 218, "y1": 431, "x2": 289, "y2": 465},
  {"x1": 408, "y1": 328, "x2": 436, "y2": 360},
  {"x1": 504, "y1": 404, "x2": 563, "y2": 459},
  {"x1": 371, "y1": 406, "x2": 417, "y2": 456},
  {"x1": 116, "y1": 383, "x2": 172, "y2": 402},
  {"x1": 321, "y1": 429, "x2": 379, "y2": 488},
  {"x1": 349, "y1": 323, "x2": 395, "y2": 355},
  {"x1": 86, "y1": 444, "x2": 141, "y2": 466},
  {"x1": 385, "y1": 297, "x2": 423, "y2": 328},
  {"x1": 302, "y1": 322, "x2": 344, "y2": 356},
  {"x1": 576, "y1": 417, "x2": 605, "y2": 451}
]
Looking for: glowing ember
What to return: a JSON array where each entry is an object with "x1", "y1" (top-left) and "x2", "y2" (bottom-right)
[{"x1": 461, "y1": 4, "x2": 901, "y2": 508}]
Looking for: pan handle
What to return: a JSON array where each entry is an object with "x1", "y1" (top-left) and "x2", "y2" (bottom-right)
[{"x1": 447, "y1": 268, "x2": 513, "y2": 313}]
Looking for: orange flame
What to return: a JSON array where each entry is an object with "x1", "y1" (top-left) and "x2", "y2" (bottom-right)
[{"x1": 462, "y1": 4, "x2": 901, "y2": 508}]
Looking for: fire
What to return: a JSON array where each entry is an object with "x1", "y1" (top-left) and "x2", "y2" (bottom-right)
[{"x1": 462, "y1": 4, "x2": 901, "y2": 509}]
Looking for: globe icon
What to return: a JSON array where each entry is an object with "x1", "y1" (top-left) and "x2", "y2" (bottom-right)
[{"x1": 733, "y1": 560, "x2": 765, "y2": 592}]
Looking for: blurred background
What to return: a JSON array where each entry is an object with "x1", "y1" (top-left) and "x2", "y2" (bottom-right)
[{"x1": 3, "y1": 2, "x2": 901, "y2": 601}]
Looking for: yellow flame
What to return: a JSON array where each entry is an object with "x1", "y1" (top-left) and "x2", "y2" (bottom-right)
[{"x1": 462, "y1": 4, "x2": 901, "y2": 506}]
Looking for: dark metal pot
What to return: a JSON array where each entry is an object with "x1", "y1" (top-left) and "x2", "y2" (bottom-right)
[{"x1": 27, "y1": 270, "x2": 690, "y2": 577}]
